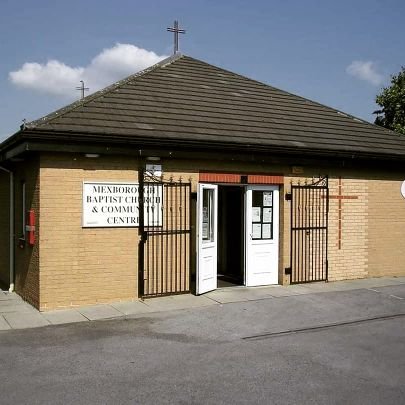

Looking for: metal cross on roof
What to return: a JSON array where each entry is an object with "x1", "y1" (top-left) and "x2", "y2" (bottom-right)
[
  {"x1": 167, "y1": 20, "x2": 186, "y2": 55},
  {"x1": 76, "y1": 80, "x2": 89, "y2": 100}
]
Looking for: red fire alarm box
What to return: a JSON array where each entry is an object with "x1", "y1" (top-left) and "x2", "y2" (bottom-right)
[{"x1": 25, "y1": 209, "x2": 36, "y2": 246}]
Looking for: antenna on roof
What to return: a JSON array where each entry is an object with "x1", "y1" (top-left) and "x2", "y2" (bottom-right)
[
  {"x1": 76, "y1": 80, "x2": 89, "y2": 100},
  {"x1": 167, "y1": 20, "x2": 186, "y2": 55}
]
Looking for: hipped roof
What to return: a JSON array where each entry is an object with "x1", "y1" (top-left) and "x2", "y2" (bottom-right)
[{"x1": 2, "y1": 53, "x2": 405, "y2": 161}]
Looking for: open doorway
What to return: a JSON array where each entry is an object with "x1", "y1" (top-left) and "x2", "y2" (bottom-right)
[{"x1": 217, "y1": 185, "x2": 244, "y2": 287}]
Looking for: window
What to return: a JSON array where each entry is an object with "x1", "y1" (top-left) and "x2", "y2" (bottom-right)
[
  {"x1": 251, "y1": 190, "x2": 273, "y2": 240},
  {"x1": 202, "y1": 188, "x2": 215, "y2": 242}
]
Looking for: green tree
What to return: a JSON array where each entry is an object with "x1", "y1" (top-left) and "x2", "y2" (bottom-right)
[{"x1": 374, "y1": 66, "x2": 405, "y2": 135}]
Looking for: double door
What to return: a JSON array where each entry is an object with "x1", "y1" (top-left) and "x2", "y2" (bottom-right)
[{"x1": 197, "y1": 184, "x2": 279, "y2": 294}]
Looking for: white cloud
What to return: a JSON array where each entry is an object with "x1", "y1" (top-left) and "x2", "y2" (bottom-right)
[
  {"x1": 9, "y1": 44, "x2": 168, "y2": 98},
  {"x1": 346, "y1": 60, "x2": 384, "y2": 86}
]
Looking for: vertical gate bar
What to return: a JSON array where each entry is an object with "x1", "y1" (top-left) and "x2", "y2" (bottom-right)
[
  {"x1": 175, "y1": 185, "x2": 178, "y2": 291},
  {"x1": 321, "y1": 185, "x2": 325, "y2": 280},
  {"x1": 305, "y1": 185, "x2": 309, "y2": 282},
  {"x1": 185, "y1": 184, "x2": 188, "y2": 292},
  {"x1": 308, "y1": 186, "x2": 311, "y2": 282},
  {"x1": 323, "y1": 187, "x2": 325, "y2": 280},
  {"x1": 316, "y1": 187, "x2": 320, "y2": 281},
  {"x1": 294, "y1": 188, "x2": 300, "y2": 282},
  {"x1": 312, "y1": 188, "x2": 318, "y2": 280},
  {"x1": 305, "y1": 185, "x2": 308, "y2": 282},
  {"x1": 294, "y1": 187, "x2": 300, "y2": 283},
  {"x1": 304, "y1": 185, "x2": 307, "y2": 282},
  {"x1": 325, "y1": 176, "x2": 329, "y2": 280},
  {"x1": 320, "y1": 186, "x2": 323, "y2": 281},
  {"x1": 301, "y1": 185, "x2": 304, "y2": 283},
  {"x1": 181, "y1": 185, "x2": 187, "y2": 291},
  {"x1": 179, "y1": 184, "x2": 183, "y2": 292},
  {"x1": 188, "y1": 184, "x2": 191, "y2": 292},
  {"x1": 290, "y1": 185, "x2": 294, "y2": 284},
  {"x1": 318, "y1": 187, "x2": 321, "y2": 281},
  {"x1": 292, "y1": 186, "x2": 296, "y2": 284},
  {"x1": 151, "y1": 185, "x2": 155, "y2": 295},
  {"x1": 300, "y1": 186, "x2": 303, "y2": 283},
  {"x1": 185, "y1": 185, "x2": 187, "y2": 292},
  {"x1": 311, "y1": 186, "x2": 314, "y2": 282},
  {"x1": 293, "y1": 186, "x2": 296, "y2": 284},
  {"x1": 150, "y1": 185, "x2": 155, "y2": 295},
  {"x1": 183, "y1": 184, "x2": 187, "y2": 291},
  {"x1": 165, "y1": 184, "x2": 169, "y2": 293},
  {"x1": 138, "y1": 167, "x2": 145, "y2": 297},
  {"x1": 169, "y1": 185, "x2": 173, "y2": 292},
  {"x1": 297, "y1": 186, "x2": 300, "y2": 283},
  {"x1": 294, "y1": 188, "x2": 301, "y2": 282},
  {"x1": 158, "y1": 184, "x2": 162, "y2": 294},
  {"x1": 144, "y1": 182, "x2": 148, "y2": 296},
  {"x1": 313, "y1": 186, "x2": 316, "y2": 281}
]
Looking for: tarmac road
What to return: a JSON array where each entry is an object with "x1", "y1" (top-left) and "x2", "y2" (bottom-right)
[{"x1": 0, "y1": 284, "x2": 404, "y2": 404}]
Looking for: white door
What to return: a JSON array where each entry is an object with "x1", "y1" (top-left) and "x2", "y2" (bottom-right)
[
  {"x1": 197, "y1": 184, "x2": 218, "y2": 294},
  {"x1": 245, "y1": 186, "x2": 279, "y2": 286}
]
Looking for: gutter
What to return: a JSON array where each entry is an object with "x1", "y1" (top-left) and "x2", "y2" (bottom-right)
[{"x1": 0, "y1": 165, "x2": 14, "y2": 292}]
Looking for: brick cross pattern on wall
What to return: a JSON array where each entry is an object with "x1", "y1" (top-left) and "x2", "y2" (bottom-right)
[{"x1": 329, "y1": 177, "x2": 359, "y2": 250}]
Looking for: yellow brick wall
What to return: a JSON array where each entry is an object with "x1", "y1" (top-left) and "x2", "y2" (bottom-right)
[
  {"x1": 368, "y1": 177, "x2": 405, "y2": 277},
  {"x1": 327, "y1": 176, "x2": 368, "y2": 281},
  {"x1": 0, "y1": 171, "x2": 10, "y2": 288},
  {"x1": 39, "y1": 154, "x2": 139, "y2": 310}
]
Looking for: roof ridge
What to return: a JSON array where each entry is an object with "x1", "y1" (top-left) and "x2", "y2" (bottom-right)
[{"x1": 26, "y1": 52, "x2": 184, "y2": 129}]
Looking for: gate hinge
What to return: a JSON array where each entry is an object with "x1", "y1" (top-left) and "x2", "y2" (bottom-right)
[
  {"x1": 285, "y1": 193, "x2": 292, "y2": 201},
  {"x1": 284, "y1": 267, "x2": 292, "y2": 275}
]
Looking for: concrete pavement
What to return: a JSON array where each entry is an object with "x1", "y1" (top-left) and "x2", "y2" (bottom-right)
[{"x1": 1, "y1": 275, "x2": 404, "y2": 330}]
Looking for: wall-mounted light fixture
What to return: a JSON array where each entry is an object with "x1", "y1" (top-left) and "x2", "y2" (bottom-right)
[{"x1": 84, "y1": 153, "x2": 100, "y2": 158}]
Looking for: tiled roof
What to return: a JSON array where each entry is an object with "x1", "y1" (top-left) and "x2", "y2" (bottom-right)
[{"x1": 6, "y1": 53, "x2": 405, "y2": 159}]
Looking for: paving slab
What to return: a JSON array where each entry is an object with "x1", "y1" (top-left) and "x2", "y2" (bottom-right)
[
  {"x1": 42, "y1": 309, "x2": 88, "y2": 325},
  {"x1": 78, "y1": 304, "x2": 124, "y2": 321},
  {"x1": 205, "y1": 289, "x2": 251, "y2": 304},
  {"x1": 0, "y1": 315, "x2": 11, "y2": 331},
  {"x1": 0, "y1": 292, "x2": 19, "y2": 301},
  {"x1": 3, "y1": 312, "x2": 50, "y2": 329},
  {"x1": 143, "y1": 294, "x2": 215, "y2": 311},
  {"x1": 256, "y1": 285, "x2": 316, "y2": 297},
  {"x1": 111, "y1": 300, "x2": 153, "y2": 315},
  {"x1": 215, "y1": 286, "x2": 277, "y2": 301},
  {"x1": 0, "y1": 300, "x2": 38, "y2": 314}
]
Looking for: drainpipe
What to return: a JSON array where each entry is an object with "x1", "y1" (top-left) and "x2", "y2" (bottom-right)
[{"x1": 0, "y1": 165, "x2": 14, "y2": 292}]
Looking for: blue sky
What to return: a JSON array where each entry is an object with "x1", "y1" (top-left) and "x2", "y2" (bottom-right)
[{"x1": 1, "y1": 0, "x2": 404, "y2": 141}]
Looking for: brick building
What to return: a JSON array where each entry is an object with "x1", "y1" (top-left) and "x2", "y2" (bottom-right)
[{"x1": 1, "y1": 54, "x2": 404, "y2": 311}]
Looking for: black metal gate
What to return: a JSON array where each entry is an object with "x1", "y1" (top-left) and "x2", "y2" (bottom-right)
[
  {"x1": 287, "y1": 176, "x2": 329, "y2": 284},
  {"x1": 138, "y1": 175, "x2": 191, "y2": 298}
]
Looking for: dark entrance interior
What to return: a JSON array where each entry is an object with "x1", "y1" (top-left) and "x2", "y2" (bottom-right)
[{"x1": 218, "y1": 186, "x2": 244, "y2": 287}]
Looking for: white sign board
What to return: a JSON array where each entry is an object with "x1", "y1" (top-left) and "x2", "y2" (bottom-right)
[{"x1": 83, "y1": 182, "x2": 163, "y2": 228}]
